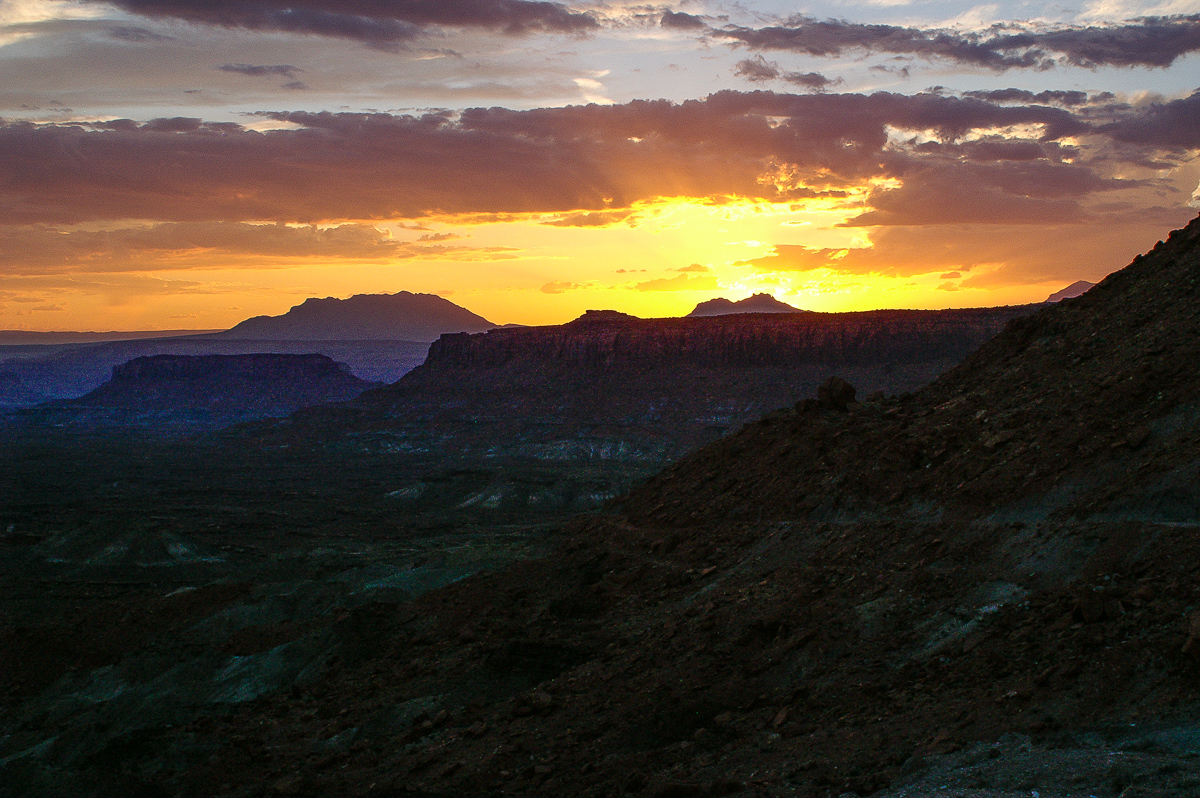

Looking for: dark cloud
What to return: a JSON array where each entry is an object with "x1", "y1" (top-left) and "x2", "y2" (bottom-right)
[
  {"x1": 963, "y1": 88, "x2": 1092, "y2": 106},
  {"x1": 218, "y1": 63, "x2": 302, "y2": 78},
  {"x1": 712, "y1": 14, "x2": 1200, "y2": 72},
  {"x1": 733, "y1": 56, "x2": 836, "y2": 91},
  {"x1": 91, "y1": 0, "x2": 598, "y2": 48},
  {"x1": 0, "y1": 89, "x2": 1190, "y2": 228},
  {"x1": 660, "y1": 11, "x2": 706, "y2": 31},
  {"x1": 1102, "y1": 90, "x2": 1200, "y2": 148}
]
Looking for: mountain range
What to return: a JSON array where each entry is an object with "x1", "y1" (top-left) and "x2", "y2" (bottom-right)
[{"x1": 213, "y1": 291, "x2": 496, "y2": 341}]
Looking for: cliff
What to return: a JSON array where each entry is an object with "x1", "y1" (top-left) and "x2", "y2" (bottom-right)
[
  {"x1": 64, "y1": 353, "x2": 379, "y2": 424},
  {"x1": 284, "y1": 303, "x2": 1043, "y2": 473},
  {"x1": 687, "y1": 292, "x2": 804, "y2": 316}
]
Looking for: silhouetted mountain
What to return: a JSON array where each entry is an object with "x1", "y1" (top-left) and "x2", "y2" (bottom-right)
[
  {"x1": 214, "y1": 291, "x2": 495, "y2": 341},
  {"x1": 687, "y1": 292, "x2": 805, "y2": 317},
  {"x1": 1046, "y1": 279, "x2": 1095, "y2": 302},
  {"x1": 57, "y1": 353, "x2": 379, "y2": 425}
]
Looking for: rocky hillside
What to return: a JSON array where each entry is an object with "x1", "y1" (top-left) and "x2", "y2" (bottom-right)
[
  {"x1": 59, "y1": 353, "x2": 379, "y2": 424},
  {"x1": 627, "y1": 216, "x2": 1200, "y2": 527},
  {"x1": 8, "y1": 219, "x2": 1198, "y2": 798},
  {"x1": 133, "y1": 216, "x2": 1200, "y2": 798},
  {"x1": 215, "y1": 290, "x2": 495, "y2": 341},
  {"x1": 1046, "y1": 280, "x2": 1095, "y2": 302}
]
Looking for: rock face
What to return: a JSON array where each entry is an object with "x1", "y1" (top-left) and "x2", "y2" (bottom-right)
[
  {"x1": 328, "y1": 303, "x2": 1040, "y2": 466},
  {"x1": 1046, "y1": 279, "x2": 1096, "y2": 302},
  {"x1": 421, "y1": 304, "x2": 1031, "y2": 371},
  {"x1": 64, "y1": 353, "x2": 379, "y2": 424},
  {"x1": 215, "y1": 291, "x2": 495, "y2": 341},
  {"x1": 687, "y1": 292, "x2": 804, "y2": 317}
]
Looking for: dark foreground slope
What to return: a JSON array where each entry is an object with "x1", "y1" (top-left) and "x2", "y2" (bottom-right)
[{"x1": 136, "y1": 217, "x2": 1200, "y2": 798}]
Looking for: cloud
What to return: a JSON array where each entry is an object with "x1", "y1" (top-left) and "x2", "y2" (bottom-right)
[
  {"x1": 541, "y1": 280, "x2": 584, "y2": 293},
  {"x1": 675, "y1": 263, "x2": 710, "y2": 273},
  {"x1": 89, "y1": 0, "x2": 598, "y2": 49},
  {"x1": 1102, "y1": 89, "x2": 1200, "y2": 148},
  {"x1": 963, "y1": 88, "x2": 1094, "y2": 107},
  {"x1": 711, "y1": 14, "x2": 1200, "y2": 71},
  {"x1": 0, "y1": 89, "x2": 1193, "y2": 230},
  {"x1": 743, "y1": 207, "x2": 1198, "y2": 284},
  {"x1": 660, "y1": 11, "x2": 706, "y2": 31},
  {"x1": 631, "y1": 272, "x2": 719, "y2": 291},
  {"x1": 0, "y1": 222, "x2": 508, "y2": 273},
  {"x1": 218, "y1": 63, "x2": 302, "y2": 78},
  {"x1": 733, "y1": 56, "x2": 837, "y2": 91},
  {"x1": 541, "y1": 209, "x2": 634, "y2": 227}
]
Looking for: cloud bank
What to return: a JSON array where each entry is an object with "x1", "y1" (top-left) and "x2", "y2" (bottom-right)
[
  {"x1": 710, "y1": 14, "x2": 1200, "y2": 72},
  {"x1": 90, "y1": 0, "x2": 598, "y2": 48}
]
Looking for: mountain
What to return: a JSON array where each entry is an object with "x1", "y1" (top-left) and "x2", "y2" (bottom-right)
[
  {"x1": 12, "y1": 210, "x2": 1200, "y2": 798},
  {"x1": 687, "y1": 292, "x2": 805, "y2": 317},
  {"x1": 55, "y1": 353, "x2": 379, "y2": 425},
  {"x1": 214, "y1": 291, "x2": 495, "y2": 341},
  {"x1": 145, "y1": 216, "x2": 1200, "y2": 796},
  {"x1": 1045, "y1": 279, "x2": 1096, "y2": 302}
]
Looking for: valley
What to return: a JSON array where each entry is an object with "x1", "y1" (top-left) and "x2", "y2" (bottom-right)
[{"x1": 2, "y1": 221, "x2": 1199, "y2": 798}]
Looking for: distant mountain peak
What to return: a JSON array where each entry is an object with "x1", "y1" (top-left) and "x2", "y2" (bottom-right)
[
  {"x1": 687, "y1": 293, "x2": 805, "y2": 317},
  {"x1": 1045, "y1": 280, "x2": 1096, "y2": 302},
  {"x1": 215, "y1": 291, "x2": 495, "y2": 342}
]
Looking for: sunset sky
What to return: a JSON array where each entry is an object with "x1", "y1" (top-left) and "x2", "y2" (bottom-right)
[{"x1": 2, "y1": 0, "x2": 1199, "y2": 330}]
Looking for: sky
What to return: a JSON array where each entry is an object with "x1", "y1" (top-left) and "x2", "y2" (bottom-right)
[{"x1": 1, "y1": 0, "x2": 1199, "y2": 330}]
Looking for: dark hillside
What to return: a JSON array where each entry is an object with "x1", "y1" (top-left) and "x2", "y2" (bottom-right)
[
  {"x1": 627, "y1": 214, "x2": 1200, "y2": 526},
  {"x1": 149, "y1": 216, "x2": 1200, "y2": 798}
]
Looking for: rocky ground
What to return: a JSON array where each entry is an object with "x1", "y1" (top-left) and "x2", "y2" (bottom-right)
[{"x1": 2, "y1": 218, "x2": 1199, "y2": 797}]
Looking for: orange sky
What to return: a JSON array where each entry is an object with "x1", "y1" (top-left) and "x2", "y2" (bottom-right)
[{"x1": 2, "y1": 1, "x2": 1199, "y2": 330}]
